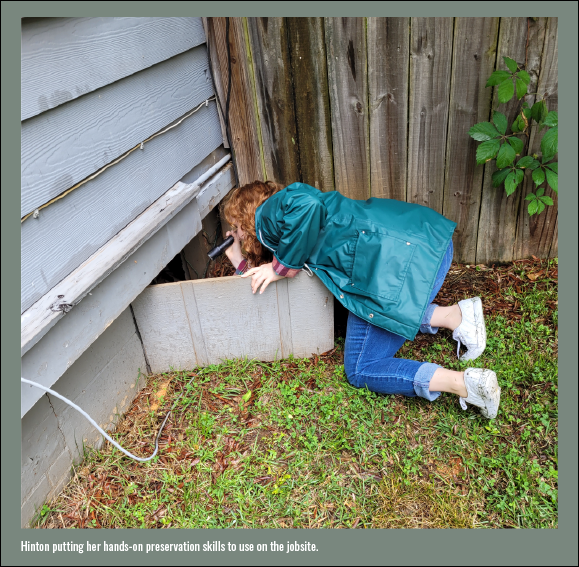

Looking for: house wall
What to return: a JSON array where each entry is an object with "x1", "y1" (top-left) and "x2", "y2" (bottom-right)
[
  {"x1": 21, "y1": 307, "x2": 146, "y2": 527},
  {"x1": 21, "y1": 17, "x2": 223, "y2": 313},
  {"x1": 21, "y1": 17, "x2": 232, "y2": 526}
]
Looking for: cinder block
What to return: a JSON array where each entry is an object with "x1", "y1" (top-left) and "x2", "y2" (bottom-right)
[
  {"x1": 21, "y1": 475, "x2": 50, "y2": 528},
  {"x1": 21, "y1": 307, "x2": 146, "y2": 527},
  {"x1": 47, "y1": 308, "x2": 138, "y2": 408},
  {"x1": 46, "y1": 449, "x2": 74, "y2": 499},
  {"x1": 56, "y1": 333, "x2": 146, "y2": 460},
  {"x1": 21, "y1": 395, "x2": 67, "y2": 499}
]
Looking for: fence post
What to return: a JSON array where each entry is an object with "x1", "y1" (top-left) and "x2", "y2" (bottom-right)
[{"x1": 205, "y1": 17, "x2": 263, "y2": 185}]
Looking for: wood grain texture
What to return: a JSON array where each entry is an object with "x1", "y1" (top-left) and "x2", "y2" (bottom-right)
[
  {"x1": 513, "y1": 17, "x2": 558, "y2": 260},
  {"x1": 21, "y1": 161, "x2": 232, "y2": 355},
  {"x1": 21, "y1": 46, "x2": 214, "y2": 217},
  {"x1": 206, "y1": 17, "x2": 263, "y2": 184},
  {"x1": 475, "y1": 18, "x2": 545, "y2": 263},
  {"x1": 202, "y1": 17, "x2": 230, "y2": 148},
  {"x1": 407, "y1": 18, "x2": 453, "y2": 213},
  {"x1": 196, "y1": 162, "x2": 236, "y2": 219},
  {"x1": 21, "y1": 197, "x2": 204, "y2": 416},
  {"x1": 21, "y1": 17, "x2": 205, "y2": 120},
  {"x1": 367, "y1": 17, "x2": 410, "y2": 201},
  {"x1": 442, "y1": 18, "x2": 499, "y2": 263},
  {"x1": 247, "y1": 17, "x2": 300, "y2": 187},
  {"x1": 287, "y1": 17, "x2": 335, "y2": 192},
  {"x1": 131, "y1": 284, "x2": 197, "y2": 374},
  {"x1": 325, "y1": 17, "x2": 370, "y2": 200},
  {"x1": 548, "y1": 215, "x2": 558, "y2": 259},
  {"x1": 21, "y1": 102, "x2": 223, "y2": 313}
]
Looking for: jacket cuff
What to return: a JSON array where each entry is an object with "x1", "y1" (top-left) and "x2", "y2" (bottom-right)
[
  {"x1": 272, "y1": 256, "x2": 300, "y2": 278},
  {"x1": 235, "y1": 259, "x2": 249, "y2": 275}
]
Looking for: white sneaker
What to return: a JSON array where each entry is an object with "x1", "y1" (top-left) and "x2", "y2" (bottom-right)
[
  {"x1": 453, "y1": 297, "x2": 486, "y2": 361},
  {"x1": 459, "y1": 368, "x2": 501, "y2": 419}
]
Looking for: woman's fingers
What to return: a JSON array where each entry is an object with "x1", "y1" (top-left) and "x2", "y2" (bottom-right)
[
  {"x1": 259, "y1": 277, "x2": 271, "y2": 294},
  {"x1": 240, "y1": 267, "x2": 259, "y2": 278},
  {"x1": 252, "y1": 273, "x2": 266, "y2": 294},
  {"x1": 240, "y1": 264, "x2": 277, "y2": 294}
]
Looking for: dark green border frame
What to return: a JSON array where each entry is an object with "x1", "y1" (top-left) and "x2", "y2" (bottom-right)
[{"x1": 3, "y1": 2, "x2": 577, "y2": 566}]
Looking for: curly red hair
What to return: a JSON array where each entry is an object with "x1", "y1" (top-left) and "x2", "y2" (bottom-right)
[{"x1": 221, "y1": 180, "x2": 283, "y2": 266}]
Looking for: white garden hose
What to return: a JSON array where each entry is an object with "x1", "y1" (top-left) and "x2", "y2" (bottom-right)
[{"x1": 21, "y1": 375, "x2": 195, "y2": 462}]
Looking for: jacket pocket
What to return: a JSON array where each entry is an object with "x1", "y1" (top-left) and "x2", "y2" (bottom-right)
[{"x1": 351, "y1": 230, "x2": 416, "y2": 301}]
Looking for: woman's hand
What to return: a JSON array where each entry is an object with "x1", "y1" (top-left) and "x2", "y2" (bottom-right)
[
  {"x1": 241, "y1": 262, "x2": 285, "y2": 294},
  {"x1": 224, "y1": 230, "x2": 244, "y2": 268}
]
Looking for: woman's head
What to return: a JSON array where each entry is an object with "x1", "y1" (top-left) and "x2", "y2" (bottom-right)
[{"x1": 222, "y1": 180, "x2": 282, "y2": 266}]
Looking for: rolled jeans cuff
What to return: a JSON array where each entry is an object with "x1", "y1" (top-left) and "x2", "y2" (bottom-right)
[
  {"x1": 413, "y1": 362, "x2": 442, "y2": 401},
  {"x1": 420, "y1": 303, "x2": 439, "y2": 334}
]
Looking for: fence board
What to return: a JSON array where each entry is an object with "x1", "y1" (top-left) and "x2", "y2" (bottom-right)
[
  {"x1": 549, "y1": 216, "x2": 558, "y2": 259},
  {"x1": 367, "y1": 17, "x2": 410, "y2": 201},
  {"x1": 324, "y1": 17, "x2": 369, "y2": 200},
  {"x1": 21, "y1": 46, "x2": 213, "y2": 218},
  {"x1": 407, "y1": 18, "x2": 453, "y2": 213},
  {"x1": 206, "y1": 17, "x2": 263, "y2": 185},
  {"x1": 205, "y1": 17, "x2": 557, "y2": 262},
  {"x1": 476, "y1": 18, "x2": 539, "y2": 263},
  {"x1": 442, "y1": 18, "x2": 499, "y2": 263},
  {"x1": 247, "y1": 17, "x2": 300, "y2": 187},
  {"x1": 21, "y1": 17, "x2": 205, "y2": 121},
  {"x1": 287, "y1": 17, "x2": 335, "y2": 192},
  {"x1": 513, "y1": 17, "x2": 558, "y2": 260},
  {"x1": 21, "y1": 103, "x2": 222, "y2": 313}
]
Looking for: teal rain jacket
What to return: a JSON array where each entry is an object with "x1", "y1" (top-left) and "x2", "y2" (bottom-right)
[{"x1": 255, "y1": 182, "x2": 457, "y2": 341}]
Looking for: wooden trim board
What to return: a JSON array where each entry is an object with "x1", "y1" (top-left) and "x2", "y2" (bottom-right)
[
  {"x1": 21, "y1": 157, "x2": 231, "y2": 357},
  {"x1": 131, "y1": 272, "x2": 334, "y2": 374}
]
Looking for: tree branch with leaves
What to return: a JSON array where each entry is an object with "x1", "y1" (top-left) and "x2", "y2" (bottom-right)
[{"x1": 469, "y1": 56, "x2": 558, "y2": 216}]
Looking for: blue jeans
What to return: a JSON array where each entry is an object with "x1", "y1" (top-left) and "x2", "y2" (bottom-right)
[{"x1": 344, "y1": 240, "x2": 454, "y2": 401}]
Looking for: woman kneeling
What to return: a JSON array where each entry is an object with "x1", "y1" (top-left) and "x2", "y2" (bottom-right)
[{"x1": 221, "y1": 180, "x2": 500, "y2": 419}]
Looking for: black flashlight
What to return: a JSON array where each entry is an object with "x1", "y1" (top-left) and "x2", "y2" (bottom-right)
[{"x1": 207, "y1": 235, "x2": 235, "y2": 260}]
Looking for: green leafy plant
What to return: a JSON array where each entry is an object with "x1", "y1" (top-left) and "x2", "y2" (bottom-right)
[{"x1": 469, "y1": 56, "x2": 558, "y2": 216}]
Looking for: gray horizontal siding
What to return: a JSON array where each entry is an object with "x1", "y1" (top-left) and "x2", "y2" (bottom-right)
[
  {"x1": 21, "y1": 162, "x2": 234, "y2": 416},
  {"x1": 21, "y1": 101, "x2": 223, "y2": 313},
  {"x1": 21, "y1": 17, "x2": 205, "y2": 120},
  {"x1": 21, "y1": 45, "x2": 213, "y2": 217}
]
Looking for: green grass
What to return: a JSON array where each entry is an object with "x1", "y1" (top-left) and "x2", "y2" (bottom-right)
[{"x1": 37, "y1": 260, "x2": 558, "y2": 529}]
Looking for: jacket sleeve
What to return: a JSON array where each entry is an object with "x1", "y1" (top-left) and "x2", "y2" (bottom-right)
[{"x1": 272, "y1": 192, "x2": 326, "y2": 278}]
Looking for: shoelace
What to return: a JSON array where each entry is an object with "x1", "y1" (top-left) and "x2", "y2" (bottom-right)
[
  {"x1": 455, "y1": 337, "x2": 462, "y2": 358},
  {"x1": 459, "y1": 397, "x2": 468, "y2": 410}
]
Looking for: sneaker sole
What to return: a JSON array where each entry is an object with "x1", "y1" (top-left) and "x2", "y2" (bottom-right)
[
  {"x1": 458, "y1": 297, "x2": 487, "y2": 361},
  {"x1": 478, "y1": 370, "x2": 501, "y2": 419}
]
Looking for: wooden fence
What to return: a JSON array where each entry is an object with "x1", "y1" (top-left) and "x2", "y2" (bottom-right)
[{"x1": 205, "y1": 17, "x2": 558, "y2": 264}]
